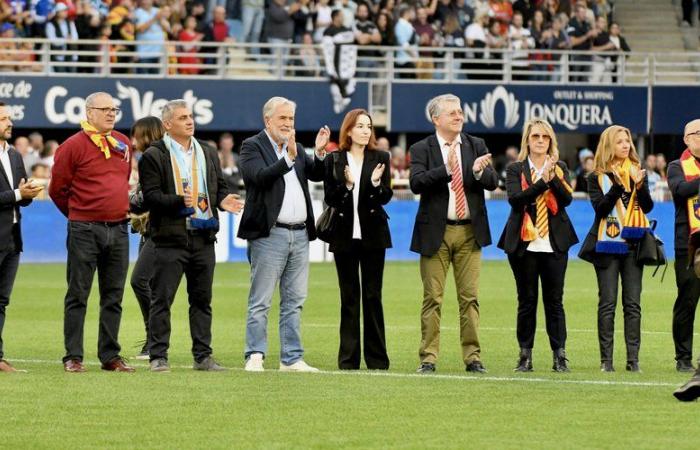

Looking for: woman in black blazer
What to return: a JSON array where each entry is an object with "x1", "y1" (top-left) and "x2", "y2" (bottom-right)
[
  {"x1": 498, "y1": 118, "x2": 578, "y2": 373},
  {"x1": 578, "y1": 125, "x2": 653, "y2": 373},
  {"x1": 323, "y1": 109, "x2": 392, "y2": 370}
]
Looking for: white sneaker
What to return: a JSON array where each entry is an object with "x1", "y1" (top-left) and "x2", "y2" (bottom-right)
[
  {"x1": 244, "y1": 353, "x2": 265, "y2": 372},
  {"x1": 279, "y1": 360, "x2": 320, "y2": 373}
]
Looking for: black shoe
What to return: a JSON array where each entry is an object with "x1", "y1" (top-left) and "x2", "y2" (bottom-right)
[
  {"x1": 514, "y1": 348, "x2": 533, "y2": 372},
  {"x1": 466, "y1": 361, "x2": 487, "y2": 373},
  {"x1": 416, "y1": 363, "x2": 435, "y2": 374},
  {"x1": 626, "y1": 361, "x2": 641, "y2": 372},
  {"x1": 676, "y1": 360, "x2": 695, "y2": 373},
  {"x1": 552, "y1": 349, "x2": 570, "y2": 373},
  {"x1": 673, "y1": 372, "x2": 700, "y2": 402},
  {"x1": 600, "y1": 361, "x2": 615, "y2": 372}
]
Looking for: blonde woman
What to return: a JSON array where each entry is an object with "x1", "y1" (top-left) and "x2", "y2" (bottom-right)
[
  {"x1": 498, "y1": 119, "x2": 577, "y2": 372},
  {"x1": 579, "y1": 125, "x2": 653, "y2": 373}
]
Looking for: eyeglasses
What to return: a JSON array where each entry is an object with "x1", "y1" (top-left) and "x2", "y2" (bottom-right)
[
  {"x1": 89, "y1": 107, "x2": 120, "y2": 114},
  {"x1": 686, "y1": 130, "x2": 700, "y2": 138}
]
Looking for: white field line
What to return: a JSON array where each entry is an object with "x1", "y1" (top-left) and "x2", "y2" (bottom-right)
[{"x1": 7, "y1": 358, "x2": 681, "y2": 388}]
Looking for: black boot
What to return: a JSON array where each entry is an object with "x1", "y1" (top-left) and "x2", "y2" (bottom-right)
[
  {"x1": 552, "y1": 348, "x2": 570, "y2": 372},
  {"x1": 514, "y1": 348, "x2": 533, "y2": 372}
]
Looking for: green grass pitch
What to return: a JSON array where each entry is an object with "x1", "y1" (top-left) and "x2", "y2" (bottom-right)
[{"x1": 1, "y1": 260, "x2": 698, "y2": 449}]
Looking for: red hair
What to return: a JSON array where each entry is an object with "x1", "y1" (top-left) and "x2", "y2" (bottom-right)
[{"x1": 338, "y1": 109, "x2": 377, "y2": 152}]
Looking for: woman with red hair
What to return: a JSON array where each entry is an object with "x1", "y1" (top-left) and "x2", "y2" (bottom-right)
[{"x1": 323, "y1": 109, "x2": 393, "y2": 370}]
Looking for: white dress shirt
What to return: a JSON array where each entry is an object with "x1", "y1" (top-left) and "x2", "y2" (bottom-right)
[
  {"x1": 265, "y1": 131, "x2": 308, "y2": 225},
  {"x1": 346, "y1": 152, "x2": 363, "y2": 239},
  {"x1": 0, "y1": 141, "x2": 21, "y2": 223},
  {"x1": 436, "y1": 133, "x2": 480, "y2": 221},
  {"x1": 526, "y1": 157, "x2": 554, "y2": 253}
]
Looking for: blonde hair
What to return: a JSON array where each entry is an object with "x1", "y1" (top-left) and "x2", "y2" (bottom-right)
[
  {"x1": 593, "y1": 125, "x2": 639, "y2": 173},
  {"x1": 517, "y1": 118, "x2": 559, "y2": 162}
]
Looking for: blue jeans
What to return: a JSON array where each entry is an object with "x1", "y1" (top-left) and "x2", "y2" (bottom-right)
[
  {"x1": 245, "y1": 226, "x2": 309, "y2": 365},
  {"x1": 241, "y1": 6, "x2": 264, "y2": 46}
]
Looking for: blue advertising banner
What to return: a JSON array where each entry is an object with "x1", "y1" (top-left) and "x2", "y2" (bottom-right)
[
  {"x1": 0, "y1": 76, "x2": 368, "y2": 131},
  {"x1": 390, "y1": 83, "x2": 649, "y2": 134},
  {"x1": 651, "y1": 86, "x2": 700, "y2": 135}
]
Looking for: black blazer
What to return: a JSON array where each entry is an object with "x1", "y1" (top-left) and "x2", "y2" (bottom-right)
[
  {"x1": 0, "y1": 146, "x2": 31, "y2": 252},
  {"x1": 578, "y1": 171, "x2": 653, "y2": 267},
  {"x1": 667, "y1": 159, "x2": 700, "y2": 255},
  {"x1": 238, "y1": 130, "x2": 325, "y2": 241},
  {"x1": 138, "y1": 139, "x2": 229, "y2": 248},
  {"x1": 497, "y1": 160, "x2": 578, "y2": 256},
  {"x1": 409, "y1": 133, "x2": 498, "y2": 257},
  {"x1": 323, "y1": 150, "x2": 393, "y2": 253}
]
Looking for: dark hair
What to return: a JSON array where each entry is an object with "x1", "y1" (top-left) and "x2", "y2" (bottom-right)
[
  {"x1": 0, "y1": 102, "x2": 5, "y2": 107},
  {"x1": 338, "y1": 109, "x2": 377, "y2": 152},
  {"x1": 131, "y1": 116, "x2": 165, "y2": 152},
  {"x1": 331, "y1": 9, "x2": 343, "y2": 21}
]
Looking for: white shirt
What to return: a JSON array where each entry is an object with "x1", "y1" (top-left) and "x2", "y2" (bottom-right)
[
  {"x1": 0, "y1": 142, "x2": 22, "y2": 223},
  {"x1": 265, "y1": 131, "x2": 308, "y2": 225},
  {"x1": 346, "y1": 152, "x2": 363, "y2": 239},
  {"x1": 526, "y1": 157, "x2": 554, "y2": 253},
  {"x1": 436, "y1": 133, "x2": 471, "y2": 221},
  {"x1": 167, "y1": 136, "x2": 195, "y2": 184}
]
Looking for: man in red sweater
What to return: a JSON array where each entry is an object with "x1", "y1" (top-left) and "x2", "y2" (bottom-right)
[{"x1": 49, "y1": 92, "x2": 135, "y2": 373}]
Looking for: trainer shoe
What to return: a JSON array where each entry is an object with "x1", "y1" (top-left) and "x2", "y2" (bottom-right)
[
  {"x1": 193, "y1": 356, "x2": 227, "y2": 371},
  {"x1": 150, "y1": 358, "x2": 170, "y2": 372},
  {"x1": 416, "y1": 363, "x2": 436, "y2": 374},
  {"x1": 673, "y1": 371, "x2": 700, "y2": 402},
  {"x1": 244, "y1": 353, "x2": 264, "y2": 372},
  {"x1": 279, "y1": 360, "x2": 320, "y2": 372}
]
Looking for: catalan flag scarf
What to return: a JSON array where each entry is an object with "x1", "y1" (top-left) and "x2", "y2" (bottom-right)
[
  {"x1": 163, "y1": 134, "x2": 218, "y2": 230},
  {"x1": 80, "y1": 120, "x2": 129, "y2": 160},
  {"x1": 680, "y1": 149, "x2": 700, "y2": 236},
  {"x1": 595, "y1": 159, "x2": 650, "y2": 254},
  {"x1": 519, "y1": 162, "x2": 573, "y2": 242}
]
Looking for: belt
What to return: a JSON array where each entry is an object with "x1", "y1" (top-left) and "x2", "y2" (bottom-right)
[
  {"x1": 446, "y1": 219, "x2": 471, "y2": 226},
  {"x1": 89, "y1": 220, "x2": 129, "y2": 227},
  {"x1": 275, "y1": 222, "x2": 306, "y2": 230}
]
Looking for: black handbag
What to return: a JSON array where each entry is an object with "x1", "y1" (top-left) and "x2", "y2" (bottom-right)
[
  {"x1": 635, "y1": 220, "x2": 667, "y2": 279},
  {"x1": 315, "y1": 153, "x2": 341, "y2": 244}
]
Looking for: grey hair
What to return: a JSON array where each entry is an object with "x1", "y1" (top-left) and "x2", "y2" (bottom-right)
[
  {"x1": 263, "y1": 97, "x2": 296, "y2": 120},
  {"x1": 161, "y1": 99, "x2": 189, "y2": 122},
  {"x1": 85, "y1": 92, "x2": 112, "y2": 108},
  {"x1": 426, "y1": 94, "x2": 461, "y2": 122}
]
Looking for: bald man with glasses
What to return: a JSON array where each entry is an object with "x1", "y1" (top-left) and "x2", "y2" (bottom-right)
[{"x1": 50, "y1": 92, "x2": 134, "y2": 373}]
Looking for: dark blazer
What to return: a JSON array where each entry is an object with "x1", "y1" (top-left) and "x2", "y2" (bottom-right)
[
  {"x1": 323, "y1": 150, "x2": 393, "y2": 253},
  {"x1": 578, "y1": 171, "x2": 653, "y2": 267},
  {"x1": 238, "y1": 130, "x2": 325, "y2": 241},
  {"x1": 409, "y1": 133, "x2": 498, "y2": 256},
  {"x1": 667, "y1": 159, "x2": 700, "y2": 255},
  {"x1": 0, "y1": 146, "x2": 31, "y2": 252},
  {"x1": 138, "y1": 139, "x2": 229, "y2": 248},
  {"x1": 497, "y1": 160, "x2": 578, "y2": 256}
]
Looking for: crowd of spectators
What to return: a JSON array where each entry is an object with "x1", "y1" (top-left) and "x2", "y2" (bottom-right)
[{"x1": 0, "y1": 0, "x2": 629, "y2": 81}]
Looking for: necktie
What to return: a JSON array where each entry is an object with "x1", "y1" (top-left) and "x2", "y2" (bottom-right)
[
  {"x1": 532, "y1": 168, "x2": 549, "y2": 238},
  {"x1": 448, "y1": 142, "x2": 467, "y2": 219}
]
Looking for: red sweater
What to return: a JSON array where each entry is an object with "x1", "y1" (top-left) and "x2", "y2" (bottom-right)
[{"x1": 49, "y1": 130, "x2": 131, "y2": 222}]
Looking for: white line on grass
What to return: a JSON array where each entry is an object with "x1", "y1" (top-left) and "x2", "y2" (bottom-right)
[{"x1": 9, "y1": 358, "x2": 680, "y2": 388}]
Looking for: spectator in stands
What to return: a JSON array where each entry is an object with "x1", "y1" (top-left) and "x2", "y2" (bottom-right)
[
  {"x1": 578, "y1": 125, "x2": 652, "y2": 373},
  {"x1": 394, "y1": 4, "x2": 418, "y2": 79},
  {"x1": 29, "y1": 162, "x2": 51, "y2": 199},
  {"x1": 30, "y1": 0, "x2": 55, "y2": 37},
  {"x1": 375, "y1": 136, "x2": 390, "y2": 152},
  {"x1": 464, "y1": 9, "x2": 489, "y2": 79},
  {"x1": 508, "y1": 11, "x2": 534, "y2": 80},
  {"x1": 497, "y1": 145, "x2": 519, "y2": 191},
  {"x1": 682, "y1": 0, "x2": 700, "y2": 27},
  {"x1": 178, "y1": 15, "x2": 203, "y2": 74},
  {"x1": 546, "y1": 14, "x2": 570, "y2": 81},
  {"x1": 337, "y1": 0, "x2": 357, "y2": 29},
  {"x1": 529, "y1": 9, "x2": 549, "y2": 81},
  {"x1": 644, "y1": 153, "x2": 660, "y2": 194},
  {"x1": 45, "y1": 3, "x2": 79, "y2": 73},
  {"x1": 74, "y1": 0, "x2": 102, "y2": 74},
  {"x1": 354, "y1": 2, "x2": 381, "y2": 78},
  {"x1": 656, "y1": 153, "x2": 668, "y2": 180},
  {"x1": 314, "y1": 0, "x2": 332, "y2": 41},
  {"x1": 376, "y1": 10, "x2": 395, "y2": 47},
  {"x1": 323, "y1": 109, "x2": 392, "y2": 371},
  {"x1": 6, "y1": 0, "x2": 34, "y2": 37},
  {"x1": 413, "y1": 6, "x2": 440, "y2": 80},
  {"x1": 134, "y1": 0, "x2": 169, "y2": 74},
  {"x1": 442, "y1": 14, "x2": 465, "y2": 79},
  {"x1": 567, "y1": 3, "x2": 597, "y2": 82},
  {"x1": 265, "y1": 0, "x2": 298, "y2": 72},
  {"x1": 204, "y1": 5, "x2": 232, "y2": 43},
  {"x1": 291, "y1": 0, "x2": 315, "y2": 44},
  {"x1": 297, "y1": 32, "x2": 321, "y2": 76},
  {"x1": 241, "y1": 0, "x2": 264, "y2": 47},
  {"x1": 485, "y1": 19, "x2": 507, "y2": 80},
  {"x1": 14, "y1": 136, "x2": 40, "y2": 173},
  {"x1": 590, "y1": 15, "x2": 615, "y2": 84},
  {"x1": 541, "y1": 0, "x2": 561, "y2": 24},
  {"x1": 28, "y1": 132, "x2": 43, "y2": 156},
  {"x1": 433, "y1": 0, "x2": 455, "y2": 26},
  {"x1": 389, "y1": 145, "x2": 409, "y2": 180},
  {"x1": 608, "y1": 21, "x2": 630, "y2": 84},
  {"x1": 574, "y1": 155, "x2": 594, "y2": 193},
  {"x1": 512, "y1": 0, "x2": 536, "y2": 25},
  {"x1": 489, "y1": 0, "x2": 512, "y2": 35},
  {"x1": 454, "y1": 0, "x2": 475, "y2": 30}
]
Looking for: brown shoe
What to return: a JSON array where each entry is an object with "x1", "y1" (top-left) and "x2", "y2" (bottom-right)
[
  {"x1": 64, "y1": 359, "x2": 86, "y2": 373},
  {"x1": 101, "y1": 357, "x2": 135, "y2": 373},
  {"x1": 0, "y1": 359, "x2": 18, "y2": 372}
]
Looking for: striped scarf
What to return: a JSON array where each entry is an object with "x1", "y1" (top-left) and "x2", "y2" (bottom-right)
[
  {"x1": 519, "y1": 162, "x2": 572, "y2": 242},
  {"x1": 80, "y1": 120, "x2": 129, "y2": 160},
  {"x1": 680, "y1": 149, "x2": 700, "y2": 236}
]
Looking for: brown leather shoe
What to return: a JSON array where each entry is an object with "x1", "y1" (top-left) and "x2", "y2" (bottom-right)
[
  {"x1": 101, "y1": 357, "x2": 135, "y2": 373},
  {"x1": 64, "y1": 359, "x2": 86, "y2": 373},
  {"x1": 0, "y1": 359, "x2": 18, "y2": 372}
]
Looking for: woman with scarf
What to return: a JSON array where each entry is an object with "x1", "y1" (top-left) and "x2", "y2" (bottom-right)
[
  {"x1": 498, "y1": 118, "x2": 578, "y2": 373},
  {"x1": 579, "y1": 125, "x2": 653, "y2": 373}
]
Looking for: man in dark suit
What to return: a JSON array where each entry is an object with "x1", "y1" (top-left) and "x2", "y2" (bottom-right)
[
  {"x1": 139, "y1": 100, "x2": 243, "y2": 372},
  {"x1": 238, "y1": 96, "x2": 330, "y2": 372},
  {"x1": 0, "y1": 102, "x2": 42, "y2": 372},
  {"x1": 409, "y1": 93, "x2": 498, "y2": 374},
  {"x1": 668, "y1": 118, "x2": 700, "y2": 373}
]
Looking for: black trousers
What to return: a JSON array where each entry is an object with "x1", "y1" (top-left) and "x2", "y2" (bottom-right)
[
  {"x1": 594, "y1": 252, "x2": 643, "y2": 363},
  {"x1": 334, "y1": 240, "x2": 389, "y2": 370},
  {"x1": 130, "y1": 236, "x2": 156, "y2": 349},
  {"x1": 63, "y1": 221, "x2": 129, "y2": 364},
  {"x1": 673, "y1": 253, "x2": 700, "y2": 363},
  {"x1": 507, "y1": 250, "x2": 568, "y2": 351},
  {"x1": 149, "y1": 234, "x2": 215, "y2": 363},
  {"x1": 0, "y1": 239, "x2": 20, "y2": 360},
  {"x1": 682, "y1": 0, "x2": 700, "y2": 24}
]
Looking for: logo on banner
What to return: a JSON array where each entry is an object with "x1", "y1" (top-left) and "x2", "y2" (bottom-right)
[{"x1": 478, "y1": 86, "x2": 519, "y2": 129}]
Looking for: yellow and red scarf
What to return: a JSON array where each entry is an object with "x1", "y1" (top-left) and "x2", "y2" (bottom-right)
[
  {"x1": 680, "y1": 149, "x2": 700, "y2": 236},
  {"x1": 80, "y1": 121, "x2": 129, "y2": 160},
  {"x1": 519, "y1": 163, "x2": 572, "y2": 242}
]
